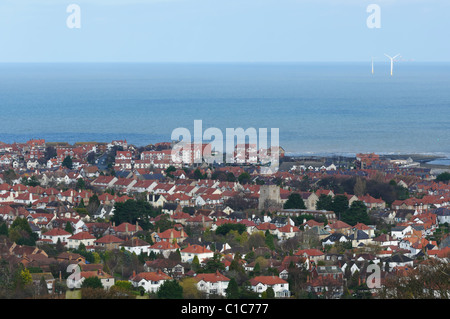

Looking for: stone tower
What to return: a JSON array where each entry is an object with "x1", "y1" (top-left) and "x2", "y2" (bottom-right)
[{"x1": 258, "y1": 184, "x2": 282, "y2": 211}]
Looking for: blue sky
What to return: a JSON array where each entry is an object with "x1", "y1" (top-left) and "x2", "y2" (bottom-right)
[{"x1": 0, "y1": 0, "x2": 448, "y2": 62}]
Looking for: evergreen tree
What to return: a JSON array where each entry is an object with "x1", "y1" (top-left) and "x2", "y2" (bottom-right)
[
  {"x1": 283, "y1": 193, "x2": 306, "y2": 209},
  {"x1": 157, "y1": 280, "x2": 183, "y2": 299},
  {"x1": 225, "y1": 278, "x2": 240, "y2": 299}
]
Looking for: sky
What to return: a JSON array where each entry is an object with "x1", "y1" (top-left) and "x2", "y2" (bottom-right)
[{"x1": 0, "y1": 0, "x2": 449, "y2": 63}]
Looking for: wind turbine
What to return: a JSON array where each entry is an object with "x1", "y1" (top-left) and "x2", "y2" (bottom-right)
[
  {"x1": 371, "y1": 57, "x2": 375, "y2": 74},
  {"x1": 384, "y1": 53, "x2": 401, "y2": 76}
]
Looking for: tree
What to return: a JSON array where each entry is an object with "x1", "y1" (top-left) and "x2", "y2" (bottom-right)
[
  {"x1": 193, "y1": 168, "x2": 205, "y2": 180},
  {"x1": 180, "y1": 277, "x2": 204, "y2": 299},
  {"x1": 62, "y1": 156, "x2": 73, "y2": 169},
  {"x1": 238, "y1": 172, "x2": 251, "y2": 185},
  {"x1": 86, "y1": 194, "x2": 100, "y2": 216},
  {"x1": 316, "y1": 194, "x2": 333, "y2": 211},
  {"x1": 225, "y1": 278, "x2": 240, "y2": 299},
  {"x1": 436, "y1": 172, "x2": 450, "y2": 183},
  {"x1": 65, "y1": 221, "x2": 74, "y2": 234},
  {"x1": 262, "y1": 286, "x2": 275, "y2": 299},
  {"x1": 81, "y1": 276, "x2": 103, "y2": 289},
  {"x1": 332, "y1": 195, "x2": 349, "y2": 218},
  {"x1": 0, "y1": 222, "x2": 8, "y2": 236},
  {"x1": 353, "y1": 177, "x2": 366, "y2": 197},
  {"x1": 202, "y1": 254, "x2": 225, "y2": 273},
  {"x1": 112, "y1": 199, "x2": 160, "y2": 230},
  {"x1": 264, "y1": 230, "x2": 276, "y2": 251},
  {"x1": 283, "y1": 193, "x2": 306, "y2": 209},
  {"x1": 341, "y1": 201, "x2": 370, "y2": 226},
  {"x1": 216, "y1": 223, "x2": 246, "y2": 236},
  {"x1": 76, "y1": 178, "x2": 86, "y2": 190},
  {"x1": 2, "y1": 169, "x2": 17, "y2": 185},
  {"x1": 157, "y1": 280, "x2": 183, "y2": 299}
]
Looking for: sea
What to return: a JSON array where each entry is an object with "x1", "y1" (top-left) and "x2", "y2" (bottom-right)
[{"x1": 0, "y1": 62, "x2": 449, "y2": 161}]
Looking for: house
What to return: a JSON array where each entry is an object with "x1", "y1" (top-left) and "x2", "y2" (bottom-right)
[
  {"x1": 194, "y1": 270, "x2": 230, "y2": 297},
  {"x1": 144, "y1": 259, "x2": 185, "y2": 280},
  {"x1": 381, "y1": 254, "x2": 414, "y2": 272},
  {"x1": 30, "y1": 272, "x2": 56, "y2": 294},
  {"x1": 433, "y1": 207, "x2": 450, "y2": 224},
  {"x1": 390, "y1": 225, "x2": 413, "y2": 240},
  {"x1": 295, "y1": 249, "x2": 325, "y2": 263},
  {"x1": 352, "y1": 222, "x2": 375, "y2": 238},
  {"x1": 248, "y1": 276, "x2": 290, "y2": 298},
  {"x1": 129, "y1": 270, "x2": 172, "y2": 293},
  {"x1": 110, "y1": 222, "x2": 142, "y2": 237},
  {"x1": 39, "y1": 228, "x2": 71, "y2": 245},
  {"x1": 69, "y1": 268, "x2": 115, "y2": 290},
  {"x1": 349, "y1": 229, "x2": 373, "y2": 247},
  {"x1": 327, "y1": 220, "x2": 352, "y2": 236},
  {"x1": 180, "y1": 244, "x2": 214, "y2": 264},
  {"x1": 322, "y1": 233, "x2": 351, "y2": 248},
  {"x1": 157, "y1": 228, "x2": 188, "y2": 244},
  {"x1": 372, "y1": 233, "x2": 399, "y2": 247},
  {"x1": 275, "y1": 224, "x2": 300, "y2": 241},
  {"x1": 94, "y1": 234, "x2": 124, "y2": 251},
  {"x1": 120, "y1": 237, "x2": 151, "y2": 255},
  {"x1": 148, "y1": 241, "x2": 180, "y2": 258},
  {"x1": 66, "y1": 231, "x2": 96, "y2": 249},
  {"x1": 306, "y1": 274, "x2": 344, "y2": 299}
]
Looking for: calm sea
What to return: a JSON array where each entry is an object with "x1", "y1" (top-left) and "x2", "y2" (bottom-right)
[{"x1": 0, "y1": 62, "x2": 449, "y2": 158}]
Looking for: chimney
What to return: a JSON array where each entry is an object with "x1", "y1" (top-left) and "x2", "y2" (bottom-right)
[{"x1": 132, "y1": 270, "x2": 136, "y2": 278}]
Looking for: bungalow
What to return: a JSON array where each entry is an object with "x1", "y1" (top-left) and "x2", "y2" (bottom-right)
[
  {"x1": 248, "y1": 276, "x2": 290, "y2": 298},
  {"x1": 195, "y1": 271, "x2": 230, "y2": 297}
]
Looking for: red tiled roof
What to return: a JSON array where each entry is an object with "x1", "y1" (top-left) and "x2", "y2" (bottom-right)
[{"x1": 249, "y1": 275, "x2": 287, "y2": 286}]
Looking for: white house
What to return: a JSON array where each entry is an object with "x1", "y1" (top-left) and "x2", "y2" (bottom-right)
[
  {"x1": 248, "y1": 275, "x2": 290, "y2": 298},
  {"x1": 390, "y1": 225, "x2": 412, "y2": 240},
  {"x1": 39, "y1": 228, "x2": 71, "y2": 244},
  {"x1": 180, "y1": 244, "x2": 214, "y2": 263},
  {"x1": 120, "y1": 237, "x2": 151, "y2": 255},
  {"x1": 195, "y1": 271, "x2": 230, "y2": 297},
  {"x1": 68, "y1": 268, "x2": 115, "y2": 290},
  {"x1": 129, "y1": 270, "x2": 172, "y2": 293},
  {"x1": 66, "y1": 231, "x2": 96, "y2": 249}
]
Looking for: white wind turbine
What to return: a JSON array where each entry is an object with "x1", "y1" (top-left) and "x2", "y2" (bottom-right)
[{"x1": 384, "y1": 53, "x2": 401, "y2": 76}]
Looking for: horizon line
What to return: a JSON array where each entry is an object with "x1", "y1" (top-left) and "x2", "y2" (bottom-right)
[{"x1": 0, "y1": 60, "x2": 449, "y2": 64}]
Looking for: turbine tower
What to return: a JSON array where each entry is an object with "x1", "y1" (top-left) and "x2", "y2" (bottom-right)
[
  {"x1": 384, "y1": 53, "x2": 400, "y2": 76},
  {"x1": 371, "y1": 57, "x2": 375, "y2": 74}
]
